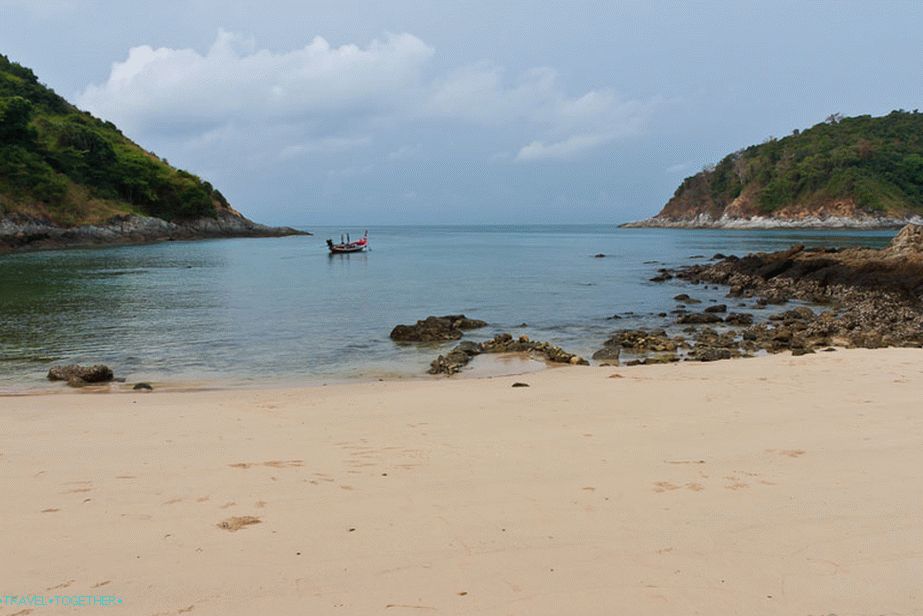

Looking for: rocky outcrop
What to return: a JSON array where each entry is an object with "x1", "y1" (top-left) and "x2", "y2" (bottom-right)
[
  {"x1": 637, "y1": 224, "x2": 923, "y2": 360},
  {"x1": 0, "y1": 209, "x2": 308, "y2": 253},
  {"x1": 428, "y1": 333, "x2": 588, "y2": 375},
  {"x1": 390, "y1": 315, "x2": 487, "y2": 343},
  {"x1": 47, "y1": 364, "x2": 114, "y2": 387}
]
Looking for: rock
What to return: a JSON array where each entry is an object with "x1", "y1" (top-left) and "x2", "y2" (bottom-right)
[
  {"x1": 428, "y1": 333, "x2": 588, "y2": 375},
  {"x1": 641, "y1": 353, "x2": 679, "y2": 364},
  {"x1": 592, "y1": 346, "x2": 621, "y2": 361},
  {"x1": 784, "y1": 306, "x2": 815, "y2": 320},
  {"x1": 677, "y1": 312, "x2": 723, "y2": 324},
  {"x1": 598, "y1": 329, "x2": 679, "y2": 354},
  {"x1": 712, "y1": 253, "x2": 727, "y2": 260},
  {"x1": 689, "y1": 347, "x2": 734, "y2": 362},
  {"x1": 673, "y1": 293, "x2": 701, "y2": 304},
  {"x1": 390, "y1": 314, "x2": 487, "y2": 342},
  {"x1": 884, "y1": 223, "x2": 923, "y2": 257},
  {"x1": 511, "y1": 382, "x2": 530, "y2": 387},
  {"x1": 594, "y1": 253, "x2": 606, "y2": 258},
  {"x1": 724, "y1": 312, "x2": 754, "y2": 326},
  {"x1": 650, "y1": 271, "x2": 673, "y2": 282},
  {"x1": 47, "y1": 364, "x2": 114, "y2": 384},
  {"x1": 704, "y1": 304, "x2": 727, "y2": 313},
  {"x1": 455, "y1": 340, "x2": 482, "y2": 356},
  {"x1": 133, "y1": 382, "x2": 154, "y2": 391}
]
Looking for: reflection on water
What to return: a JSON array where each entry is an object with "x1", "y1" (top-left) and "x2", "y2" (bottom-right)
[{"x1": 0, "y1": 225, "x2": 895, "y2": 389}]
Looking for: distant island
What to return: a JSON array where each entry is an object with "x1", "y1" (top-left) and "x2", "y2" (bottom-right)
[
  {"x1": 624, "y1": 111, "x2": 923, "y2": 228},
  {"x1": 0, "y1": 54, "x2": 306, "y2": 252}
]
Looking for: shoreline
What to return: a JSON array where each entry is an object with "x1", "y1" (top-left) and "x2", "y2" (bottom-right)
[
  {"x1": 3, "y1": 348, "x2": 922, "y2": 614},
  {"x1": 0, "y1": 352, "x2": 558, "y2": 396},
  {"x1": 0, "y1": 211, "x2": 310, "y2": 254},
  {"x1": 620, "y1": 214, "x2": 923, "y2": 229}
]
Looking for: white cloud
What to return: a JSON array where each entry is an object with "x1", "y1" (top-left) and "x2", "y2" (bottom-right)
[
  {"x1": 79, "y1": 30, "x2": 653, "y2": 164},
  {"x1": 666, "y1": 161, "x2": 694, "y2": 174},
  {"x1": 279, "y1": 136, "x2": 371, "y2": 160},
  {"x1": 516, "y1": 133, "x2": 612, "y2": 161},
  {"x1": 79, "y1": 30, "x2": 433, "y2": 135}
]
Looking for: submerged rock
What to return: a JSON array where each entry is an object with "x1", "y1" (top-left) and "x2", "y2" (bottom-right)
[{"x1": 677, "y1": 312, "x2": 723, "y2": 324}]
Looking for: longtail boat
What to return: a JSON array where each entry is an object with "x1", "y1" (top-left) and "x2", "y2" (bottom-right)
[{"x1": 326, "y1": 230, "x2": 368, "y2": 254}]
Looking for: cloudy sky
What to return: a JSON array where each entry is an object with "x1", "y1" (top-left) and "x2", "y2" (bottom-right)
[{"x1": 1, "y1": 1, "x2": 921, "y2": 225}]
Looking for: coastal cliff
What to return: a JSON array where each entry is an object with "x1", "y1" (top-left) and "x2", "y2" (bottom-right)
[
  {"x1": 0, "y1": 53, "x2": 305, "y2": 252},
  {"x1": 624, "y1": 111, "x2": 923, "y2": 228}
]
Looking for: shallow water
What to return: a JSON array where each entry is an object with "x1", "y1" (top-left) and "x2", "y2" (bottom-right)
[{"x1": 0, "y1": 225, "x2": 895, "y2": 390}]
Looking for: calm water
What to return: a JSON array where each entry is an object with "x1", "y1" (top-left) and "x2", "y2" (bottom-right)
[{"x1": 0, "y1": 225, "x2": 895, "y2": 390}]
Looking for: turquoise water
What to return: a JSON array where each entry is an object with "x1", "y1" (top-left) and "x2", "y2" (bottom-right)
[{"x1": 0, "y1": 225, "x2": 895, "y2": 389}]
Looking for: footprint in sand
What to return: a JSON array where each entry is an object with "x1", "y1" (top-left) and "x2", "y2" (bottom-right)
[
  {"x1": 216, "y1": 516, "x2": 261, "y2": 532},
  {"x1": 653, "y1": 481, "x2": 681, "y2": 493},
  {"x1": 766, "y1": 448, "x2": 806, "y2": 458},
  {"x1": 91, "y1": 580, "x2": 111, "y2": 588},
  {"x1": 45, "y1": 580, "x2": 74, "y2": 591},
  {"x1": 219, "y1": 501, "x2": 237, "y2": 509},
  {"x1": 163, "y1": 498, "x2": 183, "y2": 505},
  {"x1": 653, "y1": 481, "x2": 705, "y2": 493},
  {"x1": 230, "y1": 459, "x2": 303, "y2": 469},
  {"x1": 41, "y1": 507, "x2": 60, "y2": 513}
]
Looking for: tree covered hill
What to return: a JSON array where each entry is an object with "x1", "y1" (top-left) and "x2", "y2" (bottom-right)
[
  {"x1": 637, "y1": 111, "x2": 923, "y2": 227},
  {"x1": 0, "y1": 53, "x2": 232, "y2": 225}
]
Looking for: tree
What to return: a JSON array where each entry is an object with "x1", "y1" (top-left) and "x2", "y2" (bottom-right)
[{"x1": 0, "y1": 96, "x2": 35, "y2": 142}]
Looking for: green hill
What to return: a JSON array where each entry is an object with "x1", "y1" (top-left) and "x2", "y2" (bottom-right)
[
  {"x1": 635, "y1": 111, "x2": 923, "y2": 227},
  {"x1": 1, "y1": 53, "x2": 243, "y2": 226}
]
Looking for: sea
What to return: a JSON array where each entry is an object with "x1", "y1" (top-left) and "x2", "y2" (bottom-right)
[{"x1": 0, "y1": 225, "x2": 896, "y2": 391}]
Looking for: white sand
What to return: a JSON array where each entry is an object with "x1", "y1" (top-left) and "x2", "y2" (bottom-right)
[{"x1": 1, "y1": 348, "x2": 922, "y2": 615}]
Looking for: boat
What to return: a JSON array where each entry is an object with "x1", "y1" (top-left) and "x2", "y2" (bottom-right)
[{"x1": 326, "y1": 230, "x2": 368, "y2": 254}]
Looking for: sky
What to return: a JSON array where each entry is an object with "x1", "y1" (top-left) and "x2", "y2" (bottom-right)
[{"x1": 1, "y1": 1, "x2": 921, "y2": 226}]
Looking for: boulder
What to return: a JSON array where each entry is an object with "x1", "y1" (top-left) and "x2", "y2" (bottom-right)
[
  {"x1": 47, "y1": 364, "x2": 114, "y2": 385},
  {"x1": 704, "y1": 304, "x2": 727, "y2": 313},
  {"x1": 885, "y1": 224, "x2": 923, "y2": 257}
]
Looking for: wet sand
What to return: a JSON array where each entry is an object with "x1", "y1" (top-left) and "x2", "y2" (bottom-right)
[{"x1": 1, "y1": 348, "x2": 922, "y2": 615}]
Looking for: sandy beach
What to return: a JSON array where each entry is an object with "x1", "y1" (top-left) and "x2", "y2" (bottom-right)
[{"x1": 2, "y1": 348, "x2": 922, "y2": 615}]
